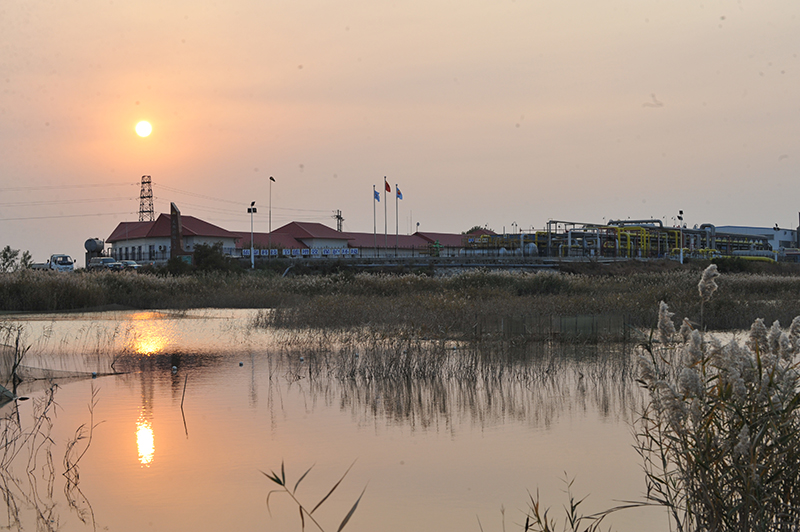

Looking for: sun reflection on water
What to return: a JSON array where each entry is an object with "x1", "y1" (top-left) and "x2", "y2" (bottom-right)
[
  {"x1": 136, "y1": 415, "x2": 155, "y2": 466},
  {"x1": 126, "y1": 312, "x2": 176, "y2": 355}
]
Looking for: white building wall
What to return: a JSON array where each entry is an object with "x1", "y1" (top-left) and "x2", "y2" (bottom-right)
[
  {"x1": 299, "y1": 238, "x2": 349, "y2": 249},
  {"x1": 716, "y1": 226, "x2": 798, "y2": 251},
  {"x1": 112, "y1": 236, "x2": 238, "y2": 262},
  {"x1": 111, "y1": 237, "x2": 171, "y2": 262}
]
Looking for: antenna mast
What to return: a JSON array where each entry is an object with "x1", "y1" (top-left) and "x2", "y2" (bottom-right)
[
  {"x1": 333, "y1": 209, "x2": 344, "y2": 232},
  {"x1": 139, "y1": 175, "x2": 154, "y2": 221}
]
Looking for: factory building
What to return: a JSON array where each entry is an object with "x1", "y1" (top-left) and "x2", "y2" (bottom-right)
[
  {"x1": 102, "y1": 205, "x2": 799, "y2": 265},
  {"x1": 715, "y1": 226, "x2": 798, "y2": 253}
]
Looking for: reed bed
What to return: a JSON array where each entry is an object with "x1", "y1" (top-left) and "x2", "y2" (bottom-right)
[
  {"x1": 528, "y1": 265, "x2": 800, "y2": 532},
  {"x1": 5, "y1": 267, "x2": 800, "y2": 333},
  {"x1": 256, "y1": 269, "x2": 800, "y2": 337},
  {"x1": 633, "y1": 304, "x2": 800, "y2": 530},
  {"x1": 265, "y1": 326, "x2": 642, "y2": 434}
]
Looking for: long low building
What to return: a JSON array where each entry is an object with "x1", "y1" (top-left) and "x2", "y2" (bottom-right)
[
  {"x1": 236, "y1": 221, "x2": 496, "y2": 258},
  {"x1": 105, "y1": 209, "x2": 799, "y2": 264},
  {"x1": 106, "y1": 214, "x2": 494, "y2": 263}
]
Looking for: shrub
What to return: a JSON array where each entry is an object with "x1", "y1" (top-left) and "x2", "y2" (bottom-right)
[{"x1": 193, "y1": 242, "x2": 242, "y2": 273}]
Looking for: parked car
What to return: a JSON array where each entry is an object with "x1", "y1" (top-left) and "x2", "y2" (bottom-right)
[
  {"x1": 87, "y1": 257, "x2": 123, "y2": 271},
  {"x1": 119, "y1": 260, "x2": 141, "y2": 270}
]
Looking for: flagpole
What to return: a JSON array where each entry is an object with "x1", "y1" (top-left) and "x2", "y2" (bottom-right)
[
  {"x1": 269, "y1": 176, "x2": 275, "y2": 258},
  {"x1": 383, "y1": 177, "x2": 388, "y2": 250},
  {"x1": 395, "y1": 183, "x2": 399, "y2": 253},
  {"x1": 373, "y1": 185, "x2": 377, "y2": 257}
]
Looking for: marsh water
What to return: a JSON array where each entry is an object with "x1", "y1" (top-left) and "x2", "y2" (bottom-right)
[{"x1": 0, "y1": 309, "x2": 669, "y2": 531}]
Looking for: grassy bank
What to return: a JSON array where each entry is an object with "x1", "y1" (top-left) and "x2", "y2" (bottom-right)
[{"x1": 3, "y1": 262, "x2": 800, "y2": 334}]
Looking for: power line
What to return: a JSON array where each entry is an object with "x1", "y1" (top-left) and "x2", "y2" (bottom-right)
[
  {"x1": 0, "y1": 183, "x2": 135, "y2": 192},
  {"x1": 271, "y1": 205, "x2": 332, "y2": 214},
  {"x1": 153, "y1": 198, "x2": 243, "y2": 217},
  {"x1": 155, "y1": 184, "x2": 244, "y2": 206},
  {"x1": 0, "y1": 212, "x2": 136, "y2": 222},
  {"x1": 155, "y1": 183, "x2": 331, "y2": 214},
  {"x1": 0, "y1": 197, "x2": 136, "y2": 207}
]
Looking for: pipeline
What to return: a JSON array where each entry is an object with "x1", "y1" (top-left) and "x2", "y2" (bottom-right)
[{"x1": 607, "y1": 219, "x2": 664, "y2": 228}]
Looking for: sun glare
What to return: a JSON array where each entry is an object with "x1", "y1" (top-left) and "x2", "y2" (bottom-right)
[
  {"x1": 135, "y1": 121, "x2": 152, "y2": 137},
  {"x1": 136, "y1": 416, "x2": 155, "y2": 466}
]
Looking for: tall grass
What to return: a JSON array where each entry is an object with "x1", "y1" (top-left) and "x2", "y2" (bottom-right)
[
  {"x1": 0, "y1": 385, "x2": 58, "y2": 530},
  {"x1": 635, "y1": 275, "x2": 800, "y2": 531},
  {"x1": 0, "y1": 322, "x2": 29, "y2": 393},
  {"x1": 265, "y1": 329, "x2": 640, "y2": 435},
  {"x1": 7, "y1": 268, "x2": 800, "y2": 334},
  {"x1": 1, "y1": 383, "x2": 101, "y2": 531},
  {"x1": 523, "y1": 265, "x2": 800, "y2": 532}
]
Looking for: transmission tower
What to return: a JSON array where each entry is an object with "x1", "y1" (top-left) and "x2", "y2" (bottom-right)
[
  {"x1": 332, "y1": 209, "x2": 344, "y2": 232},
  {"x1": 139, "y1": 175, "x2": 154, "y2": 221}
]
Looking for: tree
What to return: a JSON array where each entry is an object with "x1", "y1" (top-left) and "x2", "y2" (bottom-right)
[
  {"x1": 0, "y1": 246, "x2": 31, "y2": 272},
  {"x1": 19, "y1": 250, "x2": 32, "y2": 270},
  {"x1": 193, "y1": 242, "x2": 240, "y2": 272},
  {"x1": 463, "y1": 225, "x2": 491, "y2": 234},
  {"x1": 1, "y1": 246, "x2": 19, "y2": 272}
]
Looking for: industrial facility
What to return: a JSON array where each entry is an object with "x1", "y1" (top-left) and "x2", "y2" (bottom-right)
[
  {"x1": 97, "y1": 213, "x2": 799, "y2": 266},
  {"x1": 84, "y1": 177, "x2": 800, "y2": 267}
]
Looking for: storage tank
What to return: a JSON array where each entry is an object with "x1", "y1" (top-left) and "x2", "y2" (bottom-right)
[
  {"x1": 84, "y1": 238, "x2": 105, "y2": 253},
  {"x1": 84, "y1": 238, "x2": 106, "y2": 268}
]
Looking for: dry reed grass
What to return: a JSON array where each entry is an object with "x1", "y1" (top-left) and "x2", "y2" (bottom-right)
[
  {"x1": 635, "y1": 281, "x2": 800, "y2": 531},
  {"x1": 524, "y1": 265, "x2": 800, "y2": 532},
  {"x1": 6, "y1": 268, "x2": 800, "y2": 334}
]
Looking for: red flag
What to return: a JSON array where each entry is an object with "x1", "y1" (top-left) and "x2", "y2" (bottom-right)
[{"x1": 385, "y1": 179, "x2": 391, "y2": 192}]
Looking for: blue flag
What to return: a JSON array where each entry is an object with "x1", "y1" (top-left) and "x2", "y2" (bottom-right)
[
  {"x1": 396, "y1": 187, "x2": 403, "y2": 200},
  {"x1": 374, "y1": 189, "x2": 380, "y2": 202}
]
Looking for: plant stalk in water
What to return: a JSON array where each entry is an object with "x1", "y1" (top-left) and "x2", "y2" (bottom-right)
[{"x1": 263, "y1": 460, "x2": 366, "y2": 532}]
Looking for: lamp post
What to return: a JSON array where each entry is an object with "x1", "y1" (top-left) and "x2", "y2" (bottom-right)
[
  {"x1": 248, "y1": 201, "x2": 257, "y2": 269},
  {"x1": 677, "y1": 210, "x2": 684, "y2": 265},
  {"x1": 269, "y1": 176, "x2": 275, "y2": 257}
]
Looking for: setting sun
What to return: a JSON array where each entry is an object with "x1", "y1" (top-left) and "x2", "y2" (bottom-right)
[{"x1": 135, "y1": 121, "x2": 152, "y2": 137}]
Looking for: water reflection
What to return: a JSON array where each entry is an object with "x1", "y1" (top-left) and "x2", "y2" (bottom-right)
[
  {"x1": 0, "y1": 310, "x2": 656, "y2": 532},
  {"x1": 0, "y1": 385, "x2": 96, "y2": 532},
  {"x1": 126, "y1": 312, "x2": 177, "y2": 355},
  {"x1": 279, "y1": 339, "x2": 644, "y2": 431},
  {"x1": 136, "y1": 415, "x2": 155, "y2": 466},
  {"x1": 1, "y1": 309, "x2": 260, "y2": 381}
]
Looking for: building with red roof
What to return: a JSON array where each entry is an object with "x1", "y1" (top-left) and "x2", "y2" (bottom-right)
[
  {"x1": 107, "y1": 213, "x2": 240, "y2": 262},
  {"x1": 106, "y1": 207, "x2": 490, "y2": 263},
  {"x1": 232, "y1": 221, "x2": 496, "y2": 259},
  {"x1": 343, "y1": 232, "x2": 434, "y2": 257}
]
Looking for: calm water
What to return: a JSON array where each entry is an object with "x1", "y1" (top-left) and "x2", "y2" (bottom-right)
[{"x1": 1, "y1": 310, "x2": 669, "y2": 532}]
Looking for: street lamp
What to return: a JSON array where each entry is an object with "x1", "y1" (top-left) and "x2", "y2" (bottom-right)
[
  {"x1": 269, "y1": 176, "x2": 275, "y2": 257},
  {"x1": 677, "y1": 210, "x2": 684, "y2": 265},
  {"x1": 248, "y1": 201, "x2": 257, "y2": 269}
]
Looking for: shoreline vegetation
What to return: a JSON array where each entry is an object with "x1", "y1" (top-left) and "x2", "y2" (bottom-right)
[
  {"x1": 2, "y1": 259, "x2": 800, "y2": 336},
  {"x1": 520, "y1": 264, "x2": 800, "y2": 532},
  {"x1": 3, "y1": 261, "x2": 800, "y2": 530}
]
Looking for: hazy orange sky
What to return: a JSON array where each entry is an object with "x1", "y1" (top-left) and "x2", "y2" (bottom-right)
[{"x1": 2, "y1": 1, "x2": 799, "y2": 263}]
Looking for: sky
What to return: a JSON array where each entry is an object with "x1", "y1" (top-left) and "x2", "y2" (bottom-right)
[{"x1": 2, "y1": 0, "x2": 800, "y2": 264}]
